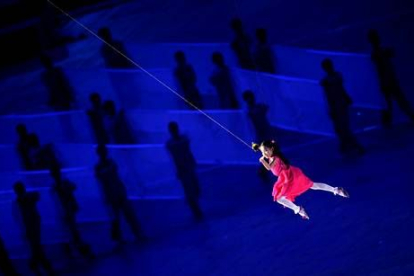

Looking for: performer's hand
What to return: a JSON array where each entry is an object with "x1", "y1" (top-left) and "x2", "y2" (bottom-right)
[{"x1": 259, "y1": 156, "x2": 265, "y2": 163}]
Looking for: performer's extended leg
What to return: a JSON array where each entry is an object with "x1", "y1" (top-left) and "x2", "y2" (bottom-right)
[
  {"x1": 276, "y1": 197, "x2": 309, "y2": 219},
  {"x1": 311, "y1": 182, "x2": 349, "y2": 198},
  {"x1": 276, "y1": 197, "x2": 300, "y2": 213}
]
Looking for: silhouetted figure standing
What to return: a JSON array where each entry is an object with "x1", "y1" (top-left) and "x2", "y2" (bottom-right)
[
  {"x1": 98, "y1": 27, "x2": 133, "y2": 69},
  {"x1": 242, "y1": 90, "x2": 272, "y2": 182},
  {"x1": 40, "y1": 55, "x2": 74, "y2": 111},
  {"x1": 94, "y1": 145, "x2": 144, "y2": 242},
  {"x1": 166, "y1": 122, "x2": 203, "y2": 221},
  {"x1": 27, "y1": 134, "x2": 42, "y2": 170},
  {"x1": 26, "y1": 134, "x2": 59, "y2": 171},
  {"x1": 320, "y1": 59, "x2": 364, "y2": 155},
  {"x1": 16, "y1": 124, "x2": 32, "y2": 170},
  {"x1": 0, "y1": 235, "x2": 19, "y2": 276},
  {"x1": 253, "y1": 28, "x2": 276, "y2": 74},
  {"x1": 87, "y1": 93, "x2": 109, "y2": 144},
  {"x1": 103, "y1": 100, "x2": 136, "y2": 144},
  {"x1": 368, "y1": 29, "x2": 414, "y2": 126},
  {"x1": 242, "y1": 90, "x2": 273, "y2": 141},
  {"x1": 209, "y1": 52, "x2": 239, "y2": 109},
  {"x1": 174, "y1": 51, "x2": 203, "y2": 109},
  {"x1": 50, "y1": 165, "x2": 94, "y2": 259},
  {"x1": 230, "y1": 18, "x2": 255, "y2": 70},
  {"x1": 13, "y1": 182, "x2": 54, "y2": 275}
]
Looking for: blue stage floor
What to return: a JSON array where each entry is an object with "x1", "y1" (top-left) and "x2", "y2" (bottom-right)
[{"x1": 7, "y1": 123, "x2": 414, "y2": 275}]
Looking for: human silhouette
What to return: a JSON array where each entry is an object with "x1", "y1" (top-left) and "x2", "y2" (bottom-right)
[
  {"x1": 174, "y1": 51, "x2": 203, "y2": 109},
  {"x1": 49, "y1": 164, "x2": 94, "y2": 260},
  {"x1": 102, "y1": 100, "x2": 136, "y2": 144},
  {"x1": 0, "y1": 235, "x2": 19, "y2": 276},
  {"x1": 230, "y1": 18, "x2": 255, "y2": 70},
  {"x1": 40, "y1": 55, "x2": 74, "y2": 111},
  {"x1": 166, "y1": 122, "x2": 203, "y2": 221},
  {"x1": 253, "y1": 28, "x2": 276, "y2": 74},
  {"x1": 13, "y1": 182, "x2": 54, "y2": 275},
  {"x1": 94, "y1": 145, "x2": 145, "y2": 242},
  {"x1": 242, "y1": 90, "x2": 273, "y2": 182},
  {"x1": 209, "y1": 52, "x2": 239, "y2": 109},
  {"x1": 368, "y1": 29, "x2": 414, "y2": 126},
  {"x1": 98, "y1": 27, "x2": 133, "y2": 69},
  {"x1": 15, "y1": 124, "x2": 32, "y2": 170},
  {"x1": 320, "y1": 59, "x2": 364, "y2": 155},
  {"x1": 26, "y1": 134, "x2": 59, "y2": 171},
  {"x1": 87, "y1": 93, "x2": 109, "y2": 144},
  {"x1": 242, "y1": 90, "x2": 273, "y2": 141}
]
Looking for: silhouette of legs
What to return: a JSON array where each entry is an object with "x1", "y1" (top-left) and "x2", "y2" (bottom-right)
[
  {"x1": 186, "y1": 196, "x2": 203, "y2": 221},
  {"x1": 64, "y1": 212, "x2": 94, "y2": 259},
  {"x1": 382, "y1": 92, "x2": 394, "y2": 126},
  {"x1": 121, "y1": 200, "x2": 145, "y2": 240},
  {"x1": 110, "y1": 200, "x2": 144, "y2": 242},
  {"x1": 0, "y1": 237, "x2": 19, "y2": 276},
  {"x1": 331, "y1": 110, "x2": 364, "y2": 154},
  {"x1": 110, "y1": 204, "x2": 123, "y2": 242},
  {"x1": 26, "y1": 223, "x2": 54, "y2": 275},
  {"x1": 381, "y1": 85, "x2": 414, "y2": 126},
  {"x1": 394, "y1": 89, "x2": 414, "y2": 120},
  {"x1": 181, "y1": 172, "x2": 203, "y2": 220}
]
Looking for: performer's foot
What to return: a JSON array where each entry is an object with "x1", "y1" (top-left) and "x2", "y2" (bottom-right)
[
  {"x1": 297, "y1": 207, "x2": 309, "y2": 220},
  {"x1": 334, "y1": 187, "x2": 349, "y2": 198}
]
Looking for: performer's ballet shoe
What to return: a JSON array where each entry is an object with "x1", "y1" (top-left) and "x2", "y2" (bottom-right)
[
  {"x1": 297, "y1": 206, "x2": 309, "y2": 220},
  {"x1": 334, "y1": 187, "x2": 349, "y2": 198}
]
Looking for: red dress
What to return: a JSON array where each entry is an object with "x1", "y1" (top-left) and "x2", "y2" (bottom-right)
[{"x1": 270, "y1": 157, "x2": 313, "y2": 202}]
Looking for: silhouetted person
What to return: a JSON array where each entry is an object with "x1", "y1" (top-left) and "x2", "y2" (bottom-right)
[
  {"x1": 103, "y1": 100, "x2": 136, "y2": 144},
  {"x1": 230, "y1": 18, "x2": 255, "y2": 70},
  {"x1": 13, "y1": 182, "x2": 54, "y2": 275},
  {"x1": 368, "y1": 29, "x2": 414, "y2": 126},
  {"x1": 40, "y1": 55, "x2": 74, "y2": 111},
  {"x1": 26, "y1": 133, "x2": 42, "y2": 170},
  {"x1": 253, "y1": 28, "x2": 276, "y2": 74},
  {"x1": 242, "y1": 90, "x2": 273, "y2": 141},
  {"x1": 0, "y1": 235, "x2": 19, "y2": 276},
  {"x1": 87, "y1": 93, "x2": 109, "y2": 144},
  {"x1": 49, "y1": 164, "x2": 94, "y2": 260},
  {"x1": 16, "y1": 124, "x2": 32, "y2": 170},
  {"x1": 242, "y1": 90, "x2": 273, "y2": 182},
  {"x1": 174, "y1": 51, "x2": 203, "y2": 109},
  {"x1": 320, "y1": 59, "x2": 364, "y2": 155},
  {"x1": 26, "y1": 134, "x2": 59, "y2": 171},
  {"x1": 166, "y1": 122, "x2": 203, "y2": 221},
  {"x1": 209, "y1": 52, "x2": 239, "y2": 109},
  {"x1": 98, "y1": 27, "x2": 133, "y2": 69},
  {"x1": 94, "y1": 145, "x2": 144, "y2": 242}
]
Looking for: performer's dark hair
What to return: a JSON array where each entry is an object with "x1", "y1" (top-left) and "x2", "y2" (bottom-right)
[{"x1": 252, "y1": 140, "x2": 290, "y2": 166}]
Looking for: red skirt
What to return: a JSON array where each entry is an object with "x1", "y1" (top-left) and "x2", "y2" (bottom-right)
[{"x1": 272, "y1": 166, "x2": 313, "y2": 202}]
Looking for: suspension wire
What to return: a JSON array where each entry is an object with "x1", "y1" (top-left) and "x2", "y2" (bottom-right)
[{"x1": 46, "y1": 0, "x2": 252, "y2": 149}]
